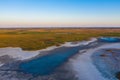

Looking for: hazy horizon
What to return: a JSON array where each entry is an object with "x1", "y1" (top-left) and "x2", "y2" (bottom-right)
[{"x1": 0, "y1": 0, "x2": 120, "y2": 28}]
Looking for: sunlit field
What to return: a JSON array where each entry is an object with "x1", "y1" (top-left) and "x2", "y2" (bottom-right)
[{"x1": 0, "y1": 28, "x2": 120, "y2": 50}]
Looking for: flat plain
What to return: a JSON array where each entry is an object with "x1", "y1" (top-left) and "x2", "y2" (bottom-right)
[{"x1": 0, "y1": 28, "x2": 120, "y2": 50}]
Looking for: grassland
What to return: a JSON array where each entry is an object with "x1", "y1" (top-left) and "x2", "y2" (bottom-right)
[{"x1": 0, "y1": 28, "x2": 120, "y2": 50}]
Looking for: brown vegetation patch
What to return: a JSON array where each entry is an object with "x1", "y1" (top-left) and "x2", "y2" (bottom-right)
[{"x1": 0, "y1": 28, "x2": 120, "y2": 50}]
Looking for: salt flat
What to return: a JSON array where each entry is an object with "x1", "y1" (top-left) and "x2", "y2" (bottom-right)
[
  {"x1": 70, "y1": 43, "x2": 120, "y2": 80},
  {"x1": 0, "y1": 37, "x2": 120, "y2": 80}
]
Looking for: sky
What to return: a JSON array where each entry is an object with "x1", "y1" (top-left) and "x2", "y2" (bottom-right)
[{"x1": 0, "y1": 0, "x2": 120, "y2": 28}]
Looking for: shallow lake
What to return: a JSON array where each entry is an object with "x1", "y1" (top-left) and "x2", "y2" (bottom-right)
[
  {"x1": 19, "y1": 46, "x2": 83, "y2": 76},
  {"x1": 19, "y1": 37, "x2": 120, "y2": 76},
  {"x1": 98, "y1": 37, "x2": 120, "y2": 42}
]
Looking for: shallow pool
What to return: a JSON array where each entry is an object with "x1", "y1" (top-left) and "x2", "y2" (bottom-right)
[
  {"x1": 19, "y1": 46, "x2": 82, "y2": 76},
  {"x1": 98, "y1": 37, "x2": 120, "y2": 42}
]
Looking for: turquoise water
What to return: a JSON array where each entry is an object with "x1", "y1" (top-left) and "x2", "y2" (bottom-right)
[
  {"x1": 19, "y1": 47, "x2": 82, "y2": 76},
  {"x1": 99, "y1": 37, "x2": 120, "y2": 42}
]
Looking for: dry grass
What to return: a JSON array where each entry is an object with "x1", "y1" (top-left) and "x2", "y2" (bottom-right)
[{"x1": 0, "y1": 28, "x2": 120, "y2": 50}]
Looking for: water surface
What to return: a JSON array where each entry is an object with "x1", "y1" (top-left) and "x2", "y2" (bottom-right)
[
  {"x1": 19, "y1": 37, "x2": 120, "y2": 76},
  {"x1": 19, "y1": 46, "x2": 82, "y2": 76},
  {"x1": 98, "y1": 37, "x2": 120, "y2": 42}
]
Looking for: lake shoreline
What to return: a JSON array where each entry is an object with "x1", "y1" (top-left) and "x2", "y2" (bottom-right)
[
  {"x1": 0, "y1": 37, "x2": 120, "y2": 80},
  {"x1": 0, "y1": 38, "x2": 97, "y2": 61}
]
